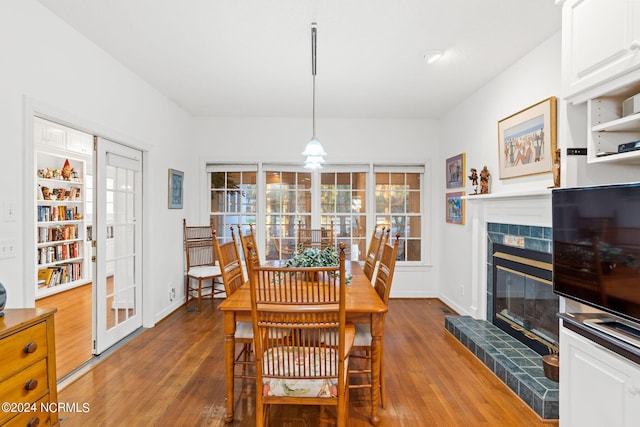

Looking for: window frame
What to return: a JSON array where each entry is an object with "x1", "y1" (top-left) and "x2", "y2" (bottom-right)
[{"x1": 205, "y1": 162, "x2": 428, "y2": 265}]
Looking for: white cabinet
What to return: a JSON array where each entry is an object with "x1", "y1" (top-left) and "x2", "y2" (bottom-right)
[
  {"x1": 560, "y1": 327, "x2": 640, "y2": 427},
  {"x1": 563, "y1": 0, "x2": 640, "y2": 99},
  {"x1": 34, "y1": 117, "x2": 93, "y2": 298}
]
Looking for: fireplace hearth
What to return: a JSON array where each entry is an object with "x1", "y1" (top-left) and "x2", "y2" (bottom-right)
[{"x1": 492, "y1": 243, "x2": 558, "y2": 355}]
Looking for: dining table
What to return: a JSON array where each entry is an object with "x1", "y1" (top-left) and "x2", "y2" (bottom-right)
[{"x1": 218, "y1": 260, "x2": 388, "y2": 425}]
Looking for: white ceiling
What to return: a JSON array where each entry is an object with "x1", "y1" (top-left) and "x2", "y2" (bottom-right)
[{"x1": 37, "y1": 0, "x2": 562, "y2": 119}]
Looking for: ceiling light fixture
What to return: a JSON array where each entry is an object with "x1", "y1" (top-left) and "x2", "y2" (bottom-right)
[
  {"x1": 302, "y1": 22, "x2": 326, "y2": 170},
  {"x1": 424, "y1": 49, "x2": 444, "y2": 64}
]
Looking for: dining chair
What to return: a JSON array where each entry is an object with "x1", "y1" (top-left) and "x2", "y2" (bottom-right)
[
  {"x1": 297, "y1": 220, "x2": 334, "y2": 252},
  {"x1": 238, "y1": 223, "x2": 260, "y2": 268},
  {"x1": 183, "y1": 219, "x2": 223, "y2": 313},
  {"x1": 246, "y1": 242, "x2": 354, "y2": 427},
  {"x1": 213, "y1": 227, "x2": 253, "y2": 379},
  {"x1": 349, "y1": 230, "x2": 400, "y2": 408},
  {"x1": 362, "y1": 225, "x2": 387, "y2": 281}
]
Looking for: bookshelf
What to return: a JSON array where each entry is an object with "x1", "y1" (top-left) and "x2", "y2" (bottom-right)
[{"x1": 34, "y1": 117, "x2": 92, "y2": 298}]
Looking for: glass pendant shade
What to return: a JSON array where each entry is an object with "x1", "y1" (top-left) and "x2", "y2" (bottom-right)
[
  {"x1": 302, "y1": 136, "x2": 326, "y2": 157},
  {"x1": 304, "y1": 154, "x2": 326, "y2": 169}
]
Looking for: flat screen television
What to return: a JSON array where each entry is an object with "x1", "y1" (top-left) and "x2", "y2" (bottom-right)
[{"x1": 552, "y1": 183, "x2": 640, "y2": 327}]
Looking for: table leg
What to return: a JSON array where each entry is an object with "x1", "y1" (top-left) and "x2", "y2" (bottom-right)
[
  {"x1": 369, "y1": 313, "x2": 384, "y2": 426},
  {"x1": 223, "y1": 312, "x2": 237, "y2": 423}
]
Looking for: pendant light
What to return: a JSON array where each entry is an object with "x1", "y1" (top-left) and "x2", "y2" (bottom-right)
[{"x1": 303, "y1": 22, "x2": 326, "y2": 169}]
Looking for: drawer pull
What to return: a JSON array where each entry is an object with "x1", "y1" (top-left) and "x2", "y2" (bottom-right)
[
  {"x1": 24, "y1": 379, "x2": 38, "y2": 391},
  {"x1": 23, "y1": 342, "x2": 38, "y2": 354},
  {"x1": 27, "y1": 417, "x2": 40, "y2": 427}
]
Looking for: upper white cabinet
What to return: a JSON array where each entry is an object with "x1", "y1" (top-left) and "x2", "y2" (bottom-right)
[{"x1": 563, "y1": 0, "x2": 640, "y2": 99}]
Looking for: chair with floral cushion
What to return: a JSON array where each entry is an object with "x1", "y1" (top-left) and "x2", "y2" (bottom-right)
[
  {"x1": 349, "y1": 231, "x2": 400, "y2": 408},
  {"x1": 213, "y1": 227, "x2": 254, "y2": 380},
  {"x1": 247, "y1": 242, "x2": 354, "y2": 427},
  {"x1": 362, "y1": 225, "x2": 387, "y2": 281}
]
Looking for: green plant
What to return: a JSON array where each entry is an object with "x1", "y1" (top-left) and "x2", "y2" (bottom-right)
[{"x1": 284, "y1": 247, "x2": 352, "y2": 284}]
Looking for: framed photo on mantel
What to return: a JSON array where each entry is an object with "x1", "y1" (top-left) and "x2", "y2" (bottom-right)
[{"x1": 498, "y1": 96, "x2": 556, "y2": 179}]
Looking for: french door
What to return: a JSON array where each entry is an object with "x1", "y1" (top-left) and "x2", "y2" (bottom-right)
[{"x1": 94, "y1": 137, "x2": 143, "y2": 354}]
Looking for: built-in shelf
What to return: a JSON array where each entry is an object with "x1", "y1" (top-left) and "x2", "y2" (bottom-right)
[{"x1": 592, "y1": 112, "x2": 640, "y2": 132}]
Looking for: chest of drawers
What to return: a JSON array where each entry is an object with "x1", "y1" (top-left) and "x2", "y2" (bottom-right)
[{"x1": 0, "y1": 308, "x2": 58, "y2": 427}]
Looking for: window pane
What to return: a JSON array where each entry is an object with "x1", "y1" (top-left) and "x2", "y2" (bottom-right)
[
  {"x1": 408, "y1": 191, "x2": 421, "y2": 213},
  {"x1": 406, "y1": 239, "x2": 421, "y2": 261},
  {"x1": 406, "y1": 173, "x2": 420, "y2": 190},
  {"x1": 211, "y1": 172, "x2": 226, "y2": 189}
]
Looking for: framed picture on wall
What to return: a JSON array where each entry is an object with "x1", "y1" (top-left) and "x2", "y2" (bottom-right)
[
  {"x1": 168, "y1": 168, "x2": 184, "y2": 209},
  {"x1": 445, "y1": 153, "x2": 465, "y2": 189},
  {"x1": 445, "y1": 192, "x2": 465, "y2": 225},
  {"x1": 498, "y1": 96, "x2": 557, "y2": 179}
]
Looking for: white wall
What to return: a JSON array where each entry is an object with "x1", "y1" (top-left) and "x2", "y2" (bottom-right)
[
  {"x1": 438, "y1": 32, "x2": 562, "y2": 315},
  {"x1": 0, "y1": 0, "x2": 193, "y2": 325},
  {"x1": 191, "y1": 116, "x2": 441, "y2": 297}
]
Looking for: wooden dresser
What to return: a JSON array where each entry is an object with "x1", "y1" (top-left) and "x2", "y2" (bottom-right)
[{"x1": 0, "y1": 308, "x2": 59, "y2": 427}]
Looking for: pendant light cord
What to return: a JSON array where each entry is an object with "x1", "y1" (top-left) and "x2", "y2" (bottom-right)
[{"x1": 311, "y1": 22, "x2": 317, "y2": 138}]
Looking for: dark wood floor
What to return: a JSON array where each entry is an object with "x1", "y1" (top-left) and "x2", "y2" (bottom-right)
[{"x1": 57, "y1": 298, "x2": 558, "y2": 426}]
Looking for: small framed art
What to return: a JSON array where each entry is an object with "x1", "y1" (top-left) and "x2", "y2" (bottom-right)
[
  {"x1": 445, "y1": 192, "x2": 465, "y2": 225},
  {"x1": 168, "y1": 168, "x2": 184, "y2": 209},
  {"x1": 445, "y1": 153, "x2": 465, "y2": 189},
  {"x1": 498, "y1": 96, "x2": 557, "y2": 179}
]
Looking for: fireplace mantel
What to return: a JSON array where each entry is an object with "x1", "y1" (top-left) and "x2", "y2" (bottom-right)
[{"x1": 466, "y1": 189, "x2": 553, "y2": 320}]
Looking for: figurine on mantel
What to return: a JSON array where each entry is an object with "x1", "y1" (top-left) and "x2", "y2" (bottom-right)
[
  {"x1": 468, "y1": 168, "x2": 478, "y2": 195},
  {"x1": 480, "y1": 166, "x2": 491, "y2": 194},
  {"x1": 548, "y1": 148, "x2": 561, "y2": 188}
]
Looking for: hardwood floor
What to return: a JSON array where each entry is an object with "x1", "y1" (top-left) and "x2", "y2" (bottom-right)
[
  {"x1": 36, "y1": 283, "x2": 93, "y2": 380},
  {"x1": 57, "y1": 298, "x2": 559, "y2": 426}
]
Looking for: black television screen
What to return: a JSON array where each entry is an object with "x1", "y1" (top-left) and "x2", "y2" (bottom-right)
[{"x1": 552, "y1": 183, "x2": 640, "y2": 324}]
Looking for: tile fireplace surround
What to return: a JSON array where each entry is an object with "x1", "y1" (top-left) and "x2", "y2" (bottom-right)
[{"x1": 445, "y1": 190, "x2": 559, "y2": 419}]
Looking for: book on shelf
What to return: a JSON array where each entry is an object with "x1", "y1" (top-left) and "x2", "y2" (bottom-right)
[{"x1": 37, "y1": 268, "x2": 53, "y2": 287}]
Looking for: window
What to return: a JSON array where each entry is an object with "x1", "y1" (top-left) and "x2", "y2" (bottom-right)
[
  {"x1": 320, "y1": 171, "x2": 367, "y2": 261},
  {"x1": 263, "y1": 169, "x2": 311, "y2": 260},
  {"x1": 375, "y1": 170, "x2": 422, "y2": 261},
  {"x1": 207, "y1": 163, "x2": 424, "y2": 264},
  {"x1": 209, "y1": 170, "x2": 257, "y2": 243}
]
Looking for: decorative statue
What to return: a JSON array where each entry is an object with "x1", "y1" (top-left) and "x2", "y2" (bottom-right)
[
  {"x1": 468, "y1": 168, "x2": 478, "y2": 194},
  {"x1": 62, "y1": 159, "x2": 73, "y2": 180},
  {"x1": 550, "y1": 148, "x2": 561, "y2": 188},
  {"x1": 480, "y1": 166, "x2": 491, "y2": 194}
]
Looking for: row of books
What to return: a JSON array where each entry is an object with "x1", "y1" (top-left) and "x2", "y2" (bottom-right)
[
  {"x1": 37, "y1": 205, "x2": 79, "y2": 222},
  {"x1": 37, "y1": 242, "x2": 80, "y2": 265},
  {"x1": 38, "y1": 224, "x2": 79, "y2": 243},
  {"x1": 37, "y1": 263, "x2": 82, "y2": 288}
]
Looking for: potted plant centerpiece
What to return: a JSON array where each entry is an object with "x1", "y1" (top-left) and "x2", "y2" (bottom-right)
[{"x1": 284, "y1": 246, "x2": 352, "y2": 284}]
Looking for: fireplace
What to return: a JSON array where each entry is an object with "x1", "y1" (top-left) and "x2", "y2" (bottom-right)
[{"x1": 492, "y1": 243, "x2": 558, "y2": 355}]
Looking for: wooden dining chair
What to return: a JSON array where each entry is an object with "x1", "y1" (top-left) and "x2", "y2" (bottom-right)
[
  {"x1": 297, "y1": 220, "x2": 334, "y2": 252},
  {"x1": 246, "y1": 243, "x2": 354, "y2": 427},
  {"x1": 213, "y1": 227, "x2": 253, "y2": 379},
  {"x1": 183, "y1": 219, "x2": 224, "y2": 313},
  {"x1": 362, "y1": 225, "x2": 387, "y2": 281},
  {"x1": 238, "y1": 223, "x2": 260, "y2": 268},
  {"x1": 349, "y1": 231, "x2": 400, "y2": 408}
]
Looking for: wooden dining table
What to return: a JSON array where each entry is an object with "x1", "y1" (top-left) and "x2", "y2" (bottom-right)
[{"x1": 218, "y1": 260, "x2": 388, "y2": 425}]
